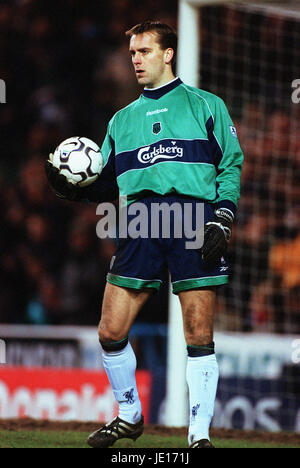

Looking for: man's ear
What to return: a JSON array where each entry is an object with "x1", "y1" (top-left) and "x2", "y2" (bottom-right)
[{"x1": 165, "y1": 48, "x2": 174, "y2": 65}]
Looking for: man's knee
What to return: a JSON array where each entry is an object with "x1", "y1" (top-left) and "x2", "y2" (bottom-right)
[
  {"x1": 98, "y1": 322, "x2": 129, "y2": 351},
  {"x1": 98, "y1": 324, "x2": 125, "y2": 343}
]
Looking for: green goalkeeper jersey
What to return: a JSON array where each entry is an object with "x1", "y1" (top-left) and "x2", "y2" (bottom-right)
[{"x1": 100, "y1": 77, "x2": 243, "y2": 214}]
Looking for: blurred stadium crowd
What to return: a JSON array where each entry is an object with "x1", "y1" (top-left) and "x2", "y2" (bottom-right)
[
  {"x1": 0, "y1": 0, "x2": 300, "y2": 333},
  {"x1": 0, "y1": 0, "x2": 174, "y2": 326}
]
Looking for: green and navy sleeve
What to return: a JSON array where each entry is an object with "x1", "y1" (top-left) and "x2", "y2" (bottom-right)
[
  {"x1": 82, "y1": 120, "x2": 119, "y2": 203},
  {"x1": 207, "y1": 97, "x2": 244, "y2": 216}
]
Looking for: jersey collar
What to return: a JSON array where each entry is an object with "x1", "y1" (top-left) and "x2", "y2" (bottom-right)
[{"x1": 143, "y1": 77, "x2": 182, "y2": 100}]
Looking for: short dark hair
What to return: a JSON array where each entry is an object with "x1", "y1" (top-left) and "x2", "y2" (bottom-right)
[{"x1": 126, "y1": 21, "x2": 177, "y2": 68}]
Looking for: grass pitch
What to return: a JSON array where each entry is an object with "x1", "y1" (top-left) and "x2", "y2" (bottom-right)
[
  {"x1": 0, "y1": 430, "x2": 299, "y2": 449},
  {"x1": 0, "y1": 418, "x2": 299, "y2": 449}
]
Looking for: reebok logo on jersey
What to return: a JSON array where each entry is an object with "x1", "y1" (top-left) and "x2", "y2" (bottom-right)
[
  {"x1": 137, "y1": 141, "x2": 183, "y2": 164},
  {"x1": 146, "y1": 108, "x2": 168, "y2": 116}
]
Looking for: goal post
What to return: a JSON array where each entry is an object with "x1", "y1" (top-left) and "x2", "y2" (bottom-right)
[
  {"x1": 165, "y1": 0, "x2": 300, "y2": 428},
  {"x1": 177, "y1": 0, "x2": 200, "y2": 87},
  {"x1": 177, "y1": 0, "x2": 287, "y2": 87}
]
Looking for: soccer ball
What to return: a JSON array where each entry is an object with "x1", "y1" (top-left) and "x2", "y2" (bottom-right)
[{"x1": 52, "y1": 136, "x2": 103, "y2": 187}]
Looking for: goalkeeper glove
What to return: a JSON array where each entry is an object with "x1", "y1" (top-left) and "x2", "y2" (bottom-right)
[
  {"x1": 202, "y1": 208, "x2": 234, "y2": 265},
  {"x1": 45, "y1": 154, "x2": 83, "y2": 201}
]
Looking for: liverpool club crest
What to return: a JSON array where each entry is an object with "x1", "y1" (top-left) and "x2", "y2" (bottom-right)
[{"x1": 152, "y1": 122, "x2": 162, "y2": 135}]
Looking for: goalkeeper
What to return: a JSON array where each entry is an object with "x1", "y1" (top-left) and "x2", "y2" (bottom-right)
[{"x1": 46, "y1": 21, "x2": 243, "y2": 449}]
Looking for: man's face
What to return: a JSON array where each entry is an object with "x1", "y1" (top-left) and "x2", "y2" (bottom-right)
[{"x1": 129, "y1": 32, "x2": 171, "y2": 88}]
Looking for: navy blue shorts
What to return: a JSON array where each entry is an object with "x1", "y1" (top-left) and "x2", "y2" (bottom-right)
[{"x1": 107, "y1": 194, "x2": 229, "y2": 294}]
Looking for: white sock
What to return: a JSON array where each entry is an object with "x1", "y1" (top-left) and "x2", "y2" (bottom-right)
[
  {"x1": 186, "y1": 353, "x2": 219, "y2": 445},
  {"x1": 102, "y1": 342, "x2": 142, "y2": 424}
]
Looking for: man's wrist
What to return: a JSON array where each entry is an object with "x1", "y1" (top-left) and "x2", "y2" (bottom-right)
[
  {"x1": 216, "y1": 200, "x2": 237, "y2": 217},
  {"x1": 214, "y1": 207, "x2": 234, "y2": 228}
]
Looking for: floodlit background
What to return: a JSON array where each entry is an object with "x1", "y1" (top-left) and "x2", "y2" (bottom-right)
[{"x1": 0, "y1": 0, "x2": 299, "y2": 431}]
